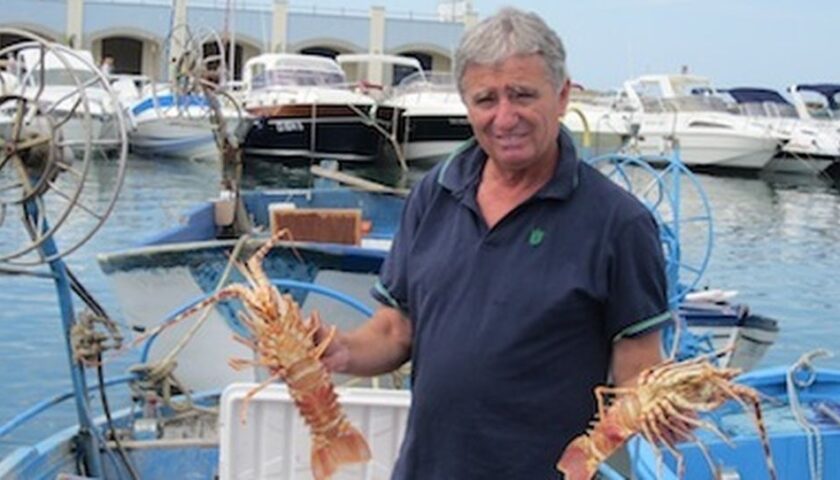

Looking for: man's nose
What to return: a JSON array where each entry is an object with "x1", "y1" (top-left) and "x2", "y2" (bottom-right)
[{"x1": 494, "y1": 98, "x2": 519, "y2": 130}]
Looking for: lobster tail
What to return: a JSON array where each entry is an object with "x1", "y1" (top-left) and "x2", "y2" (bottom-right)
[
  {"x1": 557, "y1": 412, "x2": 633, "y2": 480},
  {"x1": 557, "y1": 436, "x2": 600, "y2": 480},
  {"x1": 311, "y1": 424, "x2": 371, "y2": 480}
]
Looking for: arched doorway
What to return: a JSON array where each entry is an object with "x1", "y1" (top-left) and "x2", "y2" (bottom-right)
[
  {"x1": 0, "y1": 33, "x2": 28, "y2": 49},
  {"x1": 1, "y1": 30, "x2": 56, "y2": 49},
  {"x1": 101, "y1": 37, "x2": 143, "y2": 74},
  {"x1": 202, "y1": 42, "x2": 247, "y2": 81}
]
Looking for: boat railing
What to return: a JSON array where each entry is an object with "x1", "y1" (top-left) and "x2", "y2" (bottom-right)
[
  {"x1": 138, "y1": 277, "x2": 375, "y2": 362},
  {"x1": 0, "y1": 375, "x2": 135, "y2": 439},
  {"x1": 0, "y1": 275, "x2": 381, "y2": 463}
]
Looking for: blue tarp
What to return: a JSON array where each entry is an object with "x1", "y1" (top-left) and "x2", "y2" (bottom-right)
[{"x1": 723, "y1": 87, "x2": 791, "y2": 105}]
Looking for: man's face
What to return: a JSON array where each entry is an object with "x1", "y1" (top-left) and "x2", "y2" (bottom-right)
[{"x1": 461, "y1": 54, "x2": 570, "y2": 171}]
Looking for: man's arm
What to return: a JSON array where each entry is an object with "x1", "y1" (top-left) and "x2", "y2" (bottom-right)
[
  {"x1": 318, "y1": 306, "x2": 412, "y2": 377},
  {"x1": 611, "y1": 330, "x2": 663, "y2": 387}
]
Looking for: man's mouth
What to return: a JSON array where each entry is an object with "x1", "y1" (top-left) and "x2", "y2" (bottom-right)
[{"x1": 494, "y1": 133, "x2": 528, "y2": 149}]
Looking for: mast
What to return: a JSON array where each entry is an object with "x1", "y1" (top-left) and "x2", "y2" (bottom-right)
[
  {"x1": 170, "y1": 0, "x2": 188, "y2": 81},
  {"x1": 227, "y1": 0, "x2": 237, "y2": 83}
]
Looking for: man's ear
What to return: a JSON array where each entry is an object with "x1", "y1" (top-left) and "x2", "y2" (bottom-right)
[{"x1": 558, "y1": 79, "x2": 572, "y2": 115}]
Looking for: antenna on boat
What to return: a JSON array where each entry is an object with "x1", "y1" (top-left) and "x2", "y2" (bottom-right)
[{"x1": 0, "y1": 28, "x2": 129, "y2": 476}]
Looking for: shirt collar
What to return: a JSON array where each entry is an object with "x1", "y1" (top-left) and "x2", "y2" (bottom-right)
[{"x1": 437, "y1": 126, "x2": 580, "y2": 201}]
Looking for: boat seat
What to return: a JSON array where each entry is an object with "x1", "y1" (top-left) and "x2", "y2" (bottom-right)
[{"x1": 269, "y1": 204, "x2": 364, "y2": 245}]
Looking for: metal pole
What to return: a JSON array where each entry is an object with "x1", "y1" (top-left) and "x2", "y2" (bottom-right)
[
  {"x1": 25, "y1": 201, "x2": 103, "y2": 477},
  {"x1": 229, "y1": 0, "x2": 237, "y2": 81}
]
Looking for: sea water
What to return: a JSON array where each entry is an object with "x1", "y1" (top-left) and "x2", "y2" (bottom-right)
[{"x1": 0, "y1": 155, "x2": 839, "y2": 458}]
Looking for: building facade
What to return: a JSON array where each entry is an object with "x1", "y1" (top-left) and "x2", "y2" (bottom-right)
[{"x1": 0, "y1": 0, "x2": 476, "y2": 81}]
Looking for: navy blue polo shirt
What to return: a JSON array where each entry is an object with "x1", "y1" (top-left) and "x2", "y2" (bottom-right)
[{"x1": 372, "y1": 128, "x2": 670, "y2": 480}]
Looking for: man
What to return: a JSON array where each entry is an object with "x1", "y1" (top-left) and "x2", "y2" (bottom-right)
[
  {"x1": 319, "y1": 7, "x2": 671, "y2": 479},
  {"x1": 100, "y1": 56, "x2": 114, "y2": 75}
]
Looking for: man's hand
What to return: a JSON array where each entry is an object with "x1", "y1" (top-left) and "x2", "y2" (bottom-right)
[
  {"x1": 310, "y1": 306, "x2": 412, "y2": 377},
  {"x1": 314, "y1": 323, "x2": 350, "y2": 373},
  {"x1": 611, "y1": 330, "x2": 697, "y2": 445}
]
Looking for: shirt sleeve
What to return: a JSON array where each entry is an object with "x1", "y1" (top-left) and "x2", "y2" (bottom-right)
[
  {"x1": 370, "y1": 183, "x2": 428, "y2": 317},
  {"x1": 604, "y1": 211, "x2": 672, "y2": 342}
]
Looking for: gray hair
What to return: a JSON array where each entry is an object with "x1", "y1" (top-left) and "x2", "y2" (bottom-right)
[{"x1": 454, "y1": 7, "x2": 568, "y2": 94}]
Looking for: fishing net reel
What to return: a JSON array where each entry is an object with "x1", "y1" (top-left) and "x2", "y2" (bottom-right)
[
  {"x1": 162, "y1": 25, "x2": 249, "y2": 232},
  {"x1": 0, "y1": 29, "x2": 128, "y2": 266},
  {"x1": 162, "y1": 25, "x2": 243, "y2": 133},
  {"x1": 587, "y1": 145, "x2": 714, "y2": 307},
  {"x1": 588, "y1": 146, "x2": 715, "y2": 360},
  {"x1": 165, "y1": 24, "x2": 228, "y2": 96}
]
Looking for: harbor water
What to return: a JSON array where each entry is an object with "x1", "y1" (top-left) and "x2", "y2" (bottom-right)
[{"x1": 1, "y1": 154, "x2": 839, "y2": 457}]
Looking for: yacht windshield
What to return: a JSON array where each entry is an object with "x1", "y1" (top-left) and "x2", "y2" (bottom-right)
[
  {"x1": 798, "y1": 89, "x2": 840, "y2": 119},
  {"x1": 736, "y1": 102, "x2": 798, "y2": 118},
  {"x1": 394, "y1": 71, "x2": 456, "y2": 94},
  {"x1": 250, "y1": 59, "x2": 347, "y2": 90}
]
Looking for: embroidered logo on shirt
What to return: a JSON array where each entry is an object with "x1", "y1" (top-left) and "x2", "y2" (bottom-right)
[{"x1": 528, "y1": 228, "x2": 545, "y2": 247}]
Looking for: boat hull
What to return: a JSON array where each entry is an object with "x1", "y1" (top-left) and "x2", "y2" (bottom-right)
[
  {"x1": 0, "y1": 393, "x2": 220, "y2": 480},
  {"x1": 634, "y1": 132, "x2": 778, "y2": 170},
  {"x1": 680, "y1": 303, "x2": 779, "y2": 372},
  {"x1": 242, "y1": 107, "x2": 385, "y2": 162},
  {"x1": 98, "y1": 239, "x2": 386, "y2": 391},
  {"x1": 765, "y1": 152, "x2": 838, "y2": 175},
  {"x1": 397, "y1": 114, "x2": 473, "y2": 163},
  {"x1": 96, "y1": 188, "x2": 402, "y2": 391},
  {"x1": 129, "y1": 117, "x2": 218, "y2": 160}
]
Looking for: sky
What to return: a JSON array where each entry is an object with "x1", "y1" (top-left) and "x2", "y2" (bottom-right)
[{"x1": 298, "y1": 0, "x2": 840, "y2": 95}]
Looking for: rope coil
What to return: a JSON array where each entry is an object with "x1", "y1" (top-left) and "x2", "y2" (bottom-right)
[
  {"x1": 71, "y1": 310, "x2": 124, "y2": 366},
  {"x1": 786, "y1": 348, "x2": 833, "y2": 480}
]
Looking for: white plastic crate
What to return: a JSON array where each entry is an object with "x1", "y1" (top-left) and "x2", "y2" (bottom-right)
[{"x1": 219, "y1": 383, "x2": 411, "y2": 480}]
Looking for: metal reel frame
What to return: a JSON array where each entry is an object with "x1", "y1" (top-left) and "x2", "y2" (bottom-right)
[
  {"x1": 587, "y1": 150, "x2": 714, "y2": 307},
  {"x1": 163, "y1": 24, "x2": 228, "y2": 96},
  {"x1": 0, "y1": 29, "x2": 128, "y2": 266}
]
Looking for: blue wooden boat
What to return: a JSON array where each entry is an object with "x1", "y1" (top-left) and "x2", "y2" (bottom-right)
[
  {"x1": 96, "y1": 186, "x2": 403, "y2": 390},
  {"x1": 629, "y1": 351, "x2": 840, "y2": 480}
]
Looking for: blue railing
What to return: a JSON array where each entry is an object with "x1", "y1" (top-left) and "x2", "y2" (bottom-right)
[
  {"x1": 140, "y1": 278, "x2": 374, "y2": 362},
  {"x1": 0, "y1": 375, "x2": 134, "y2": 439},
  {"x1": 1, "y1": 277, "x2": 372, "y2": 443}
]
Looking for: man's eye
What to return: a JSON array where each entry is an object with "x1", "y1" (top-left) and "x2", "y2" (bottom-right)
[{"x1": 512, "y1": 91, "x2": 535, "y2": 100}]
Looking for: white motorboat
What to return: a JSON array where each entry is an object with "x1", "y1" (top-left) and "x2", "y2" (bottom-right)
[
  {"x1": 335, "y1": 53, "x2": 469, "y2": 164},
  {"x1": 565, "y1": 86, "x2": 633, "y2": 158},
  {"x1": 383, "y1": 70, "x2": 472, "y2": 164},
  {"x1": 721, "y1": 87, "x2": 840, "y2": 174},
  {"x1": 2, "y1": 46, "x2": 122, "y2": 152},
  {"x1": 239, "y1": 54, "x2": 387, "y2": 162},
  {"x1": 788, "y1": 83, "x2": 840, "y2": 133},
  {"x1": 617, "y1": 74, "x2": 780, "y2": 171},
  {"x1": 126, "y1": 85, "x2": 242, "y2": 161}
]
